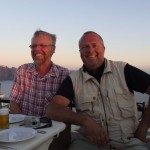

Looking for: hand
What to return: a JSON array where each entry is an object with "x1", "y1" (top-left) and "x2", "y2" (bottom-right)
[
  {"x1": 83, "y1": 117, "x2": 109, "y2": 147},
  {"x1": 134, "y1": 130, "x2": 147, "y2": 142},
  {"x1": 10, "y1": 101, "x2": 22, "y2": 114},
  {"x1": 135, "y1": 96, "x2": 150, "y2": 142}
]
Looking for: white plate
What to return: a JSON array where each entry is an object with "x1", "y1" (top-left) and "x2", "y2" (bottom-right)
[
  {"x1": 0, "y1": 128, "x2": 37, "y2": 142},
  {"x1": 9, "y1": 114, "x2": 26, "y2": 123}
]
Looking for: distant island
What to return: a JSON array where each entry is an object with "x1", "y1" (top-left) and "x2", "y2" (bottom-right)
[
  {"x1": 0, "y1": 65, "x2": 77, "y2": 81},
  {"x1": 0, "y1": 65, "x2": 16, "y2": 81}
]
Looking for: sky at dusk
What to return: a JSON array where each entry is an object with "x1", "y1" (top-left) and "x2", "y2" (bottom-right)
[{"x1": 0, "y1": 0, "x2": 150, "y2": 73}]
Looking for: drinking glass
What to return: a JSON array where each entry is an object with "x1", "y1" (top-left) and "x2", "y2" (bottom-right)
[{"x1": 0, "y1": 107, "x2": 9, "y2": 129}]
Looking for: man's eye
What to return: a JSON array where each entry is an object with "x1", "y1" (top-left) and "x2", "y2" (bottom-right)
[
  {"x1": 92, "y1": 44, "x2": 97, "y2": 48},
  {"x1": 82, "y1": 46, "x2": 89, "y2": 49}
]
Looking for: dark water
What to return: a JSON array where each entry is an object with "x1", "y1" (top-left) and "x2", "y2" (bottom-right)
[
  {"x1": 0, "y1": 80, "x2": 148, "y2": 120},
  {"x1": 0, "y1": 80, "x2": 149, "y2": 104},
  {"x1": 0, "y1": 80, "x2": 13, "y2": 98}
]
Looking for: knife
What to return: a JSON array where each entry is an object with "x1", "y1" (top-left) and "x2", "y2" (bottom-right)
[
  {"x1": 34, "y1": 123, "x2": 52, "y2": 129},
  {"x1": 0, "y1": 144, "x2": 17, "y2": 150}
]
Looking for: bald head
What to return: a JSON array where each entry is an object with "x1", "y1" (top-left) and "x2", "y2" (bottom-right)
[{"x1": 79, "y1": 31, "x2": 104, "y2": 48}]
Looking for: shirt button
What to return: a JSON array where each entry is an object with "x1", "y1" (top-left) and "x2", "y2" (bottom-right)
[{"x1": 93, "y1": 97, "x2": 96, "y2": 100}]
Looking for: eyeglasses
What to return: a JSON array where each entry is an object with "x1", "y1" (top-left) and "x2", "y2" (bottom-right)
[{"x1": 29, "y1": 44, "x2": 53, "y2": 49}]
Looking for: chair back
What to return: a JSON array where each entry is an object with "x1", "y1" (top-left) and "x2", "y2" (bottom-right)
[{"x1": 137, "y1": 102, "x2": 145, "y2": 120}]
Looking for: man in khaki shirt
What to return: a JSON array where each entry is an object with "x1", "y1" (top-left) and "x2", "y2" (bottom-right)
[{"x1": 46, "y1": 31, "x2": 150, "y2": 150}]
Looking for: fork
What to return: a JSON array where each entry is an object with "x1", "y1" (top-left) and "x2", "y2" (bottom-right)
[
  {"x1": 37, "y1": 130, "x2": 46, "y2": 134},
  {"x1": 0, "y1": 145, "x2": 17, "y2": 150}
]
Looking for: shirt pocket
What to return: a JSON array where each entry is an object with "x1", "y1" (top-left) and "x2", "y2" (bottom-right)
[
  {"x1": 114, "y1": 88, "x2": 135, "y2": 118},
  {"x1": 77, "y1": 94, "x2": 97, "y2": 113}
]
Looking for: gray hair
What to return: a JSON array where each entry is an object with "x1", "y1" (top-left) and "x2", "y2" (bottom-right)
[{"x1": 32, "y1": 30, "x2": 56, "y2": 46}]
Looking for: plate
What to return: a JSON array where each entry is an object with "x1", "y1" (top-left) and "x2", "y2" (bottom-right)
[
  {"x1": 0, "y1": 128, "x2": 37, "y2": 142},
  {"x1": 9, "y1": 114, "x2": 26, "y2": 123}
]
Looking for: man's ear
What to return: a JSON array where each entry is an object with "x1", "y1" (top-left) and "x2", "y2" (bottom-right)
[
  {"x1": 52, "y1": 45, "x2": 55, "y2": 53},
  {"x1": 103, "y1": 46, "x2": 105, "y2": 52}
]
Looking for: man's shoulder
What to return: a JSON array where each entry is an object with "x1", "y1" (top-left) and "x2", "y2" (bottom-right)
[
  {"x1": 53, "y1": 64, "x2": 70, "y2": 73},
  {"x1": 69, "y1": 68, "x2": 82, "y2": 79},
  {"x1": 17, "y1": 63, "x2": 34, "y2": 72},
  {"x1": 107, "y1": 59, "x2": 127, "y2": 70},
  {"x1": 108, "y1": 59, "x2": 127, "y2": 65}
]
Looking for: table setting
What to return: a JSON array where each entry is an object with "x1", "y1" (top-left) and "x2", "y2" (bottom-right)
[{"x1": 0, "y1": 113, "x2": 66, "y2": 150}]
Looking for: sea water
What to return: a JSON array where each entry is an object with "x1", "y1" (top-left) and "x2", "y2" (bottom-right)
[
  {"x1": 0, "y1": 80, "x2": 149, "y2": 122},
  {"x1": 0, "y1": 80, "x2": 149, "y2": 103},
  {"x1": 0, "y1": 80, "x2": 13, "y2": 98}
]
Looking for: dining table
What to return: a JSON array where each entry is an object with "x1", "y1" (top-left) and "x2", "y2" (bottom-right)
[{"x1": 0, "y1": 114, "x2": 66, "y2": 150}]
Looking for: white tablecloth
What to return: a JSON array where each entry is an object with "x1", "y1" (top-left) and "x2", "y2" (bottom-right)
[{"x1": 0, "y1": 120, "x2": 66, "y2": 150}]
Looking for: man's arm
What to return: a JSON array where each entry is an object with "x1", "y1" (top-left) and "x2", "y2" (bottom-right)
[
  {"x1": 10, "y1": 101, "x2": 22, "y2": 114},
  {"x1": 146, "y1": 85, "x2": 150, "y2": 95},
  {"x1": 45, "y1": 95, "x2": 88, "y2": 125},
  {"x1": 45, "y1": 95, "x2": 109, "y2": 147},
  {"x1": 135, "y1": 85, "x2": 150, "y2": 141}
]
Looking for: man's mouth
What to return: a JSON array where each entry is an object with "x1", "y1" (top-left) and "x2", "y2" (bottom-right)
[
  {"x1": 87, "y1": 55, "x2": 96, "y2": 59},
  {"x1": 35, "y1": 53, "x2": 43, "y2": 57}
]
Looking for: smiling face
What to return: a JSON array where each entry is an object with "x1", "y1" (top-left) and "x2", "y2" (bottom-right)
[
  {"x1": 79, "y1": 32, "x2": 105, "y2": 72},
  {"x1": 30, "y1": 35, "x2": 55, "y2": 67}
]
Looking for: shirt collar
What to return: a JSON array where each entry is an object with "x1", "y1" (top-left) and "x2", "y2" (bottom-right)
[
  {"x1": 81, "y1": 58, "x2": 112, "y2": 82},
  {"x1": 26, "y1": 62, "x2": 60, "y2": 78},
  {"x1": 83, "y1": 59, "x2": 105, "y2": 74}
]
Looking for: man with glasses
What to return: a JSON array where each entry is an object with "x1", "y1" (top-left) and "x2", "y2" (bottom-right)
[
  {"x1": 9, "y1": 30, "x2": 71, "y2": 150},
  {"x1": 9, "y1": 30, "x2": 70, "y2": 116}
]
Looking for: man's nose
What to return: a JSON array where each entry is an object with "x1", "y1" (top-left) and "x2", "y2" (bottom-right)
[{"x1": 86, "y1": 45, "x2": 94, "y2": 53}]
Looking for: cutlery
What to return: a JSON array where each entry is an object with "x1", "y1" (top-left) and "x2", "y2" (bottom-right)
[
  {"x1": 0, "y1": 145, "x2": 17, "y2": 150},
  {"x1": 37, "y1": 130, "x2": 46, "y2": 134},
  {"x1": 19, "y1": 122, "x2": 52, "y2": 129},
  {"x1": 34, "y1": 123, "x2": 52, "y2": 129},
  {"x1": 19, "y1": 123, "x2": 46, "y2": 134}
]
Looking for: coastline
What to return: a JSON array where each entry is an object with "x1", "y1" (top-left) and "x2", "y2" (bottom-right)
[{"x1": 0, "y1": 80, "x2": 149, "y2": 105}]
